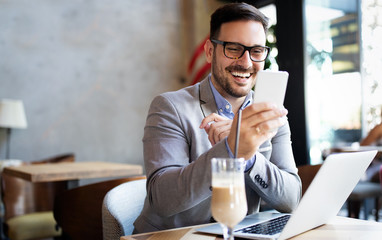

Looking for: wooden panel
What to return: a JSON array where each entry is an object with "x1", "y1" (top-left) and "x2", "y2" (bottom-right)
[{"x1": 53, "y1": 176, "x2": 146, "y2": 240}]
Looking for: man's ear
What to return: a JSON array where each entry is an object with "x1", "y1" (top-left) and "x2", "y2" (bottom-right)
[{"x1": 204, "y1": 39, "x2": 213, "y2": 64}]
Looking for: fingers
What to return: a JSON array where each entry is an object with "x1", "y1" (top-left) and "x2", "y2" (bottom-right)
[
  {"x1": 199, "y1": 113, "x2": 229, "y2": 129},
  {"x1": 243, "y1": 102, "x2": 287, "y2": 119},
  {"x1": 242, "y1": 103, "x2": 287, "y2": 139},
  {"x1": 208, "y1": 121, "x2": 232, "y2": 145},
  {"x1": 227, "y1": 102, "x2": 289, "y2": 159},
  {"x1": 253, "y1": 115, "x2": 288, "y2": 135},
  {"x1": 200, "y1": 103, "x2": 288, "y2": 152},
  {"x1": 242, "y1": 102, "x2": 288, "y2": 129},
  {"x1": 200, "y1": 113, "x2": 233, "y2": 145}
]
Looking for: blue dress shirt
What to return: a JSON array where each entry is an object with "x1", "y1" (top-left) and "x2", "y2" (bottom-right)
[{"x1": 208, "y1": 78, "x2": 256, "y2": 171}]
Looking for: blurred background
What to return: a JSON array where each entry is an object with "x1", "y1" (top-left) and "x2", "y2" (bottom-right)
[{"x1": 1, "y1": 0, "x2": 381, "y2": 168}]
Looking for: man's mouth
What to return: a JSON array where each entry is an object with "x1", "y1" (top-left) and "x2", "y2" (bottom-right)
[
  {"x1": 231, "y1": 72, "x2": 251, "y2": 78},
  {"x1": 231, "y1": 71, "x2": 253, "y2": 80}
]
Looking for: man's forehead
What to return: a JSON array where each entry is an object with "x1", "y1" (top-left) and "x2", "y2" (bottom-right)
[{"x1": 218, "y1": 20, "x2": 266, "y2": 44}]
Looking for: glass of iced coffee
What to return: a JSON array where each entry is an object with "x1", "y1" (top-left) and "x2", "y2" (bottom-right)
[{"x1": 211, "y1": 158, "x2": 247, "y2": 240}]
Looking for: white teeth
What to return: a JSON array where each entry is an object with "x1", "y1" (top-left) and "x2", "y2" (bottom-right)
[{"x1": 232, "y1": 72, "x2": 250, "y2": 78}]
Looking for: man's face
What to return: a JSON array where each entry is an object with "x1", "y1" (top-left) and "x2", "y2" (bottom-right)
[{"x1": 206, "y1": 20, "x2": 266, "y2": 99}]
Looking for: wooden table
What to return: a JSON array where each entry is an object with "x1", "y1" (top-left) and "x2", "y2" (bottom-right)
[
  {"x1": 3, "y1": 161, "x2": 143, "y2": 182},
  {"x1": 121, "y1": 216, "x2": 382, "y2": 240},
  {"x1": 327, "y1": 145, "x2": 382, "y2": 159},
  {"x1": 330, "y1": 146, "x2": 382, "y2": 152}
]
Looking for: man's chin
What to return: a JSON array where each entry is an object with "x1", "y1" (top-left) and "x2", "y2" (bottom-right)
[{"x1": 229, "y1": 87, "x2": 251, "y2": 98}]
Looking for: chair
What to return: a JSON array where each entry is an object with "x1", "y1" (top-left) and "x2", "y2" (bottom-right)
[
  {"x1": 297, "y1": 164, "x2": 322, "y2": 196},
  {"x1": 102, "y1": 178, "x2": 147, "y2": 240},
  {"x1": 53, "y1": 175, "x2": 145, "y2": 240},
  {"x1": 1, "y1": 153, "x2": 75, "y2": 240},
  {"x1": 347, "y1": 181, "x2": 382, "y2": 221}
]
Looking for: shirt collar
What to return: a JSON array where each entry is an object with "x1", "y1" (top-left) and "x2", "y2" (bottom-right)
[{"x1": 208, "y1": 76, "x2": 253, "y2": 119}]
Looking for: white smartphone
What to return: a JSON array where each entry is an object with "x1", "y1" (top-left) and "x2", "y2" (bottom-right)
[{"x1": 253, "y1": 70, "x2": 289, "y2": 108}]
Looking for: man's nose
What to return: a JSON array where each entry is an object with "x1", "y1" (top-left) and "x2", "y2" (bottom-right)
[{"x1": 237, "y1": 50, "x2": 253, "y2": 68}]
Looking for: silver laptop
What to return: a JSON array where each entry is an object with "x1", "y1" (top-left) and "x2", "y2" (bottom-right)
[{"x1": 197, "y1": 150, "x2": 377, "y2": 240}]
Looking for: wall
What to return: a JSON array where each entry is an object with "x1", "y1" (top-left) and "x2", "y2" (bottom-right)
[{"x1": 0, "y1": 0, "x2": 188, "y2": 168}]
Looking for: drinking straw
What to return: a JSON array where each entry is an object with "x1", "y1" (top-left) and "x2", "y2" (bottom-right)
[{"x1": 234, "y1": 109, "x2": 242, "y2": 158}]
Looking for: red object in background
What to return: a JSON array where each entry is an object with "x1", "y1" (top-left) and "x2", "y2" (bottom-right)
[{"x1": 188, "y1": 35, "x2": 211, "y2": 85}]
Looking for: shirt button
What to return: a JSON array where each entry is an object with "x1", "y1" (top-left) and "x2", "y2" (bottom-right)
[
  {"x1": 219, "y1": 109, "x2": 223, "y2": 112},
  {"x1": 225, "y1": 105, "x2": 230, "y2": 110}
]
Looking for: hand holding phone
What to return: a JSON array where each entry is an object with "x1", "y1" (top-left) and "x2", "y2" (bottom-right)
[{"x1": 253, "y1": 70, "x2": 289, "y2": 108}]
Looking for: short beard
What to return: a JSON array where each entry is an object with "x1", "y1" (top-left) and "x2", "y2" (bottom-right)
[{"x1": 211, "y1": 53, "x2": 254, "y2": 98}]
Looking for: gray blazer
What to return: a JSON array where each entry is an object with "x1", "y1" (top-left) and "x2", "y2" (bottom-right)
[{"x1": 134, "y1": 77, "x2": 301, "y2": 233}]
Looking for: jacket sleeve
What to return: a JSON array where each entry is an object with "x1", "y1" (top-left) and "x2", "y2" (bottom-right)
[
  {"x1": 247, "y1": 121, "x2": 302, "y2": 213},
  {"x1": 143, "y1": 94, "x2": 229, "y2": 217}
]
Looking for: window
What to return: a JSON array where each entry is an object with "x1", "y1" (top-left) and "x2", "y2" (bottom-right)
[
  {"x1": 305, "y1": 0, "x2": 382, "y2": 164},
  {"x1": 305, "y1": 0, "x2": 361, "y2": 163}
]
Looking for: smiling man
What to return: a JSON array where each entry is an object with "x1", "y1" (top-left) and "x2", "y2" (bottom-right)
[{"x1": 133, "y1": 2, "x2": 301, "y2": 234}]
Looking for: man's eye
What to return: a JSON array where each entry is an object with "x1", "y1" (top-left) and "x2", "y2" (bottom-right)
[
  {"x1": 227, "y1": 47, "x2": 241, "y2": 52},
  {"x1": 226, "y1": 44, "x2": 243, "y2": 52},
  {"x1": 252, "y1": 47, "x2": 265, "y2": 54}
]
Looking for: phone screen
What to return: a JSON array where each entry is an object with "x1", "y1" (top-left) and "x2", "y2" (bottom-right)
[{"x1": 253, "y1": 70, "x2": 289, "y2": 108}]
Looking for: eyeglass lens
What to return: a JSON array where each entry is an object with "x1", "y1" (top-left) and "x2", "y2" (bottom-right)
[{"x1": 224, "y1": 43, "x2": 268, "y2": 61}]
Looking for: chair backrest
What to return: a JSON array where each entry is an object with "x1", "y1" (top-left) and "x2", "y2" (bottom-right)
[
  {"x1": 1, "y1": 153, "x2": 75, "y2": 221},
  {"x1": 297, "y1": 163, "x2": 322, "y2": 196},
  {"x1": 53, "y1": 175, "x2": 146, "y2": 240},
  {"x1": 102, "y1": 178, "x2": 147, "y2": 240}
]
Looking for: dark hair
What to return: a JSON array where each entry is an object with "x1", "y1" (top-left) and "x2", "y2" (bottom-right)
[{"x1": 210, "y1": 2, "x2": 269, "y2": 40}]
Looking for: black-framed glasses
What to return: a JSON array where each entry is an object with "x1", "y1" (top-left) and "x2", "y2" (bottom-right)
[{"x1": 211, "y1": 39, "x2": 270, "y2": 62}]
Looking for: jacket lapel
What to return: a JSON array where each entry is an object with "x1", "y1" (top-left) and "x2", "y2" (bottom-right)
[{"x1": 199, "y1": 77, "x2": 217, "y2": 118}]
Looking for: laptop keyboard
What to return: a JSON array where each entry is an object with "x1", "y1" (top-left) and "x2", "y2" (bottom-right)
[{"x1": 235, "y1": 215, "x2": 291, "y2": 235}]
